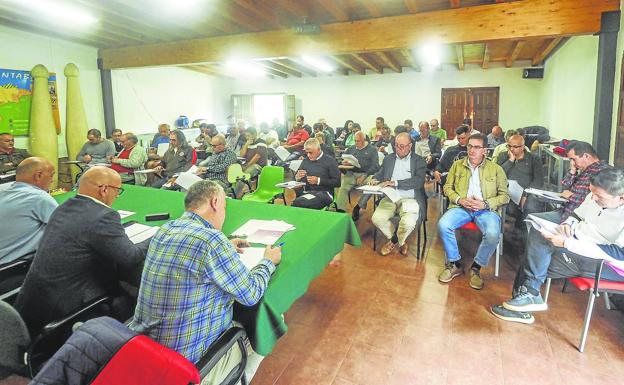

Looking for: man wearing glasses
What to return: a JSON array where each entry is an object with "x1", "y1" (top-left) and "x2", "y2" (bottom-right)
[
  {"x1": 438, "y1": 133, "x2": 509, "y2": 290},
  {"x1": 370, "y1": 133, "x2": 427, "y2": 256},
  {"x1": 496, "y1": 134, "x2": 543, "y2": 216},
  {"x1": 0, "y1": 132, "x2": 31, "y2": 173},
  {"x1": 15, "y1": 166, "x2": 149, "y2": 335}
]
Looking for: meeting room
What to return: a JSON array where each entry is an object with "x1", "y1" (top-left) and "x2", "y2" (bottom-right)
[{"x1": 2, "y1": 1, "x2": 624, "y2": 385}]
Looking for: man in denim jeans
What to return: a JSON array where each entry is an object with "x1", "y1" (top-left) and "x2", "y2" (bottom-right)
[{"x1": 438, "y1": 133, "x2": 509, "y2": 290}]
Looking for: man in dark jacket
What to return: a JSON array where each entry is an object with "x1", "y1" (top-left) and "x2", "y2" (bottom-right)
[
  {"x1": 336, "y1": 131, "x2": 380, "y2": 219},
  {"x1": 370, "y1": 133, "x2": 427, "y2": 256},
  {"x1": 151, "y1": 130, "x2": 194, "y2": 188},
  {"x1": 292, "y1": 138, "x2": 341, "y2": 209},
  {"x1": 414, "y1": 121, "x2": 442, "y2": 170},
  {"x1": 14, "y1": 166, "x2": 149, "y2": 335}
]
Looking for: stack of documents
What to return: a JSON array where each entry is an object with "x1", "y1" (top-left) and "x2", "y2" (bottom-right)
[
  {"x1": 341, "y1": 154, "x2": 361, "y2": 168},
  {"x1": 525, "y1": 188, "x2": 567, "y2": 203},
  {"x1": 276, "y1": 181, "x2": 306, "y2": 189},
  {"x1": 124, "y1": 223, "x2": 159, "y2": 244},
  {"x1": 357, "y1": 185, "x2": 401, "y2": 203},
  {"x1": 232, "y1": 219, "x2": 295, "y2": 245}
]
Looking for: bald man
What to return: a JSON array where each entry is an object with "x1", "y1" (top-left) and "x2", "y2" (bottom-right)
[
  {"x1": 14, "y1": 166, "x2": 149, "y2": 335},
  {"x1": 487, "y1": 125, "x2": 505, "y2": 148},
  {"x1": 0, "y1": 157, "x2": 57, "y2": 267}
]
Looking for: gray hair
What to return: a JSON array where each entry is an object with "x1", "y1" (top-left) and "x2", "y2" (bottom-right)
[
  {"x1": 590, "y1": 167, "x2": 624, "y2": 196},
  {"x1": 304, "y1": 138, "x2": 320, "y2": 150},
  {"x1": 125, "y1": 133, "x2": 138, "y2": 145},
  {"x1": 213, "y1": 133, "x2": 226, "y2": 145},
  {"x1": 184, "y1": 180, "x2": 224, "y2": 210}
]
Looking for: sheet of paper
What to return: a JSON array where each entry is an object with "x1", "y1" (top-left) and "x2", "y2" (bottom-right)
[
  {"x1": 157, "y1": 142, "x2": 169, "y2": 157},
  {"x1": 386, "y1": 145, "x2": 394, "y2": 154},
  {"x1": 118, "y1": 210, "x2": 135, "y2": 219},
  {"x1": 187, "y1": 165, "x2": 199, "y2": 174},
  {"x1": 274, "y1": 146, "x2": 291, "y2": 161},
  {"x1": 246, "y1": 229, "x2": 283, "y2": 245},
  {"x1": 381, "y1": 187, "x2": 401, "y2": 203},
  {"x1": 276, "y1": 181, "x2": 305, "y2": 189},
  {"x1": 232, "y1": 219, "x2": 295, "y2": 237},
  {"x1": 356, "y1": 185, "x2": 382, "y2": 192},
  {"x1": 507, "y1": 180, "x2": 524, "y2": 206},
  {"x1": 175, "y1": 172, "x2": 203, "y2": 190},
  {"x1": 524, "y1": 214, "x2": 559, "y2": 235},
  {"x1": 341, "y1": 154, "x2": 361, "y2": 168},
  {"x1": 238, "y1": 247, "x2": 266, "y2": 270},
  {"x1": 124, "y1": 223, "x2": 159, "y2": 244},
  {"x1": 133, "y1": 168, "x2": 158, "y2": 174},
  {"x1": 525, "y1": 187, "x2": 567, "y2": 203},
  {"x1": 289, "y1": 159, "x2": 303, "y2": 172}
]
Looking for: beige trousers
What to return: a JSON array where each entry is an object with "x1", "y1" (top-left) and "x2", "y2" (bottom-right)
[
  {"x1": 371, "y1": 197, "x2": 420, "y2": 246},
  {"x1": 335, "y1": 172, "x2": 368, "y2": 211},
  {"x1": 200, "y1": 340, "x2": 244, "y2": 385}
]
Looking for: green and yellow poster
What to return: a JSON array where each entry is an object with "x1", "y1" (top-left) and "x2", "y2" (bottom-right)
[{"x1": 0, "y1": 68, "x2": 61, "y2": 136}]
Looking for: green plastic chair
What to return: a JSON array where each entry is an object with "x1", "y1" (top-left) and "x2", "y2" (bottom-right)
[{"x1": 241, "y1": 166, "x2": 284, "y2": 203}]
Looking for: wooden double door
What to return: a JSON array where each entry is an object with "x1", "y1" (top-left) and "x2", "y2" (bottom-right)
[{"x1": 441, "y1": 87, "x2": 499, "y2": 139}]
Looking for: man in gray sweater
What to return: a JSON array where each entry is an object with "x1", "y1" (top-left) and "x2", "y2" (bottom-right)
[{"x1": 77, "y1": 128, "x2": 116, "y2": 165}]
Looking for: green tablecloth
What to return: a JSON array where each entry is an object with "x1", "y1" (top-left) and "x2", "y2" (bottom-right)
[{"x1": 54, "y1": 185, "x2": 361, "y2": 355}]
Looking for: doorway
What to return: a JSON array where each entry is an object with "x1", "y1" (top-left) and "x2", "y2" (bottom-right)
[{"x1": 441, "y1": 87, "x2": 500, "y2": 138}]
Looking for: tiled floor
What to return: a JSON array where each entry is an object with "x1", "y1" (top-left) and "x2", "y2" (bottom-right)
[{"x1": 250, "y1": 187, "x2": 624, "y2": 385}]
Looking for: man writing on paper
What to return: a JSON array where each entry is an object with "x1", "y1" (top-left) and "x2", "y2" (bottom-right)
[
  {"x1": 438, "y1": 133, "x2": 509, "y2": 290},
  {"x1": 14, "y1": 166, "x2": 149, "y2": 335},
  {"x1": 491, "y1": 168, "x2": 624, "y2": 324},
  {"x1": 335, "y1": 131, "x2": 380, "y2": 220},
  {"x1": 292, "y1": 138, "x2": 341, "y2": 210},
  {"x1": 77, "y1": 129, "x2": 116, "y2": 165},
  {"x1": 370, "y1": 132, "x2": 427, "y2": 256},
  {"x1": 130, "y1": 180, "x2": 281, "y2": 384},
  {"x1": 496, "y1": 134, "x2": 543, "y2": 217}
]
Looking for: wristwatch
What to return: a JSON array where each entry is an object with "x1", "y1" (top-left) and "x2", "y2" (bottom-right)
[{"x1": 484, "y1": 200, "x2": 490, "y2": 210}]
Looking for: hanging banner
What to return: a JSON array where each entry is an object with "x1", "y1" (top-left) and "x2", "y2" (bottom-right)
[{"x1": 0, "y1": 68, "x2": 61, "y2": 136}]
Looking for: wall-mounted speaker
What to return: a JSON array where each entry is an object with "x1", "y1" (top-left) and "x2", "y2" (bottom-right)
[{"x1": 523, "y1": 67, "x2": 544, "y2": 79}]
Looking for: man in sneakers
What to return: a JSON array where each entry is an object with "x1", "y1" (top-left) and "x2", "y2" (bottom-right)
[
  {"x1": 438, "y1": 133, "x2": 509, "y2": 289},
  {"x1": 491, "y1": 167, "x2": 624, "y2": 324}
]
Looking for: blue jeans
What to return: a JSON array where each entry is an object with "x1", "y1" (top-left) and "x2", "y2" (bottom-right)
[
  {"x1": 438, "y1": 207, "x2": 501, "y2": 267},
  {"x1": 512, "y1": 210, "x2": 563, "y2": 294}
]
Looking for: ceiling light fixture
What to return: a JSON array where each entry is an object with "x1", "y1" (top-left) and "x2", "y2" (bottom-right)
[
  {"x1": 225, "y1": 61, "x2": 266, "y2": 78},
  {"x1": 10, "y1": 0, "x2": 98, "y2": 27},
  {"x1": 300, "y1": 55, "x2": 334, "y2": 73},
  {"x1": 419, "y1": 43, "x2": 442, "y2": 69}
]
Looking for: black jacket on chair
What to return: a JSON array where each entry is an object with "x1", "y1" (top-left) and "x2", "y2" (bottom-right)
[{"x1": 14, "y1": 195, "x2": 149, "y2": 335}]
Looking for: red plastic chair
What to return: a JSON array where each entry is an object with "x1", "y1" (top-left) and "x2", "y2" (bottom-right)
[
  {"x1": 191, "y1": 149, "x2": 198, "y2": 165},
  {"x1": 544, "y1": 259, "x2": 624, "y2": 352},
  {"x1": 91, "y1": 335, "x2": 200, "y2": 385}
]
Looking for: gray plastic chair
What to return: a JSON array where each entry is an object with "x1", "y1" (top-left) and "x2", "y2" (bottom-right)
[{"x1": 0, "y1": 300, "x2": 31, "y2": 379}]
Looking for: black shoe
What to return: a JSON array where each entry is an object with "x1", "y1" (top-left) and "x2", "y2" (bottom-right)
[{"x1": 351, "y1": 205, "x2": 360, "y2": 221}]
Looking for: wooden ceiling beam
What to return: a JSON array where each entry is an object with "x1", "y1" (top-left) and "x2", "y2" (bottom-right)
[
  {"x1": 404, "y1": 0, "x2": 419, "y2": 13},
  {"x1": 184, "y1": 65, "x2": 234, "y2": 79},
  {"x1": 505, "y1": 40, "x2": 526, "y2": 67},
  {"x1": 273, "y1": 0, "x2": 309, "y2": 19},
  {"x1": 450, "y1": 0, "x2": 461, "y2": 8},
  {"x1": 212, "y1": 5, "x2": 264, "y2": 32},
  {"x1": 351, "y1": 53, "x2": 382, "y2": 74},
  {"x1": 362, "y1": 1, "x2": 383, "y2": 18},
  {"x1": 317, "y1": 0, "x2": 350, "y2": 22},
  {"x1": 232, "y1": 0, "x2": 282, "y2": 29},
  {"x1": 266, "y1": 60, "x2": 303, "y2": 77},
  {"x1": 399, "y1": 49, "x2": 420, "y2": 71},
  {"x1": 277, "y1": 59, "x2": 317, "y2": 77},
  {"x1": 482, "y1": 43, "x2": 491, "y2": 69},
  {"x1": 456, "y1": 44, "x2": 464, "y2": 70},
  {"x1": 99, "y1": 0, "x2": 618, "y2": 69},
  {"x1": 377, "y1": 51, "x2": 401, "y2": 73},
  {"x1": 258, "y1": 65, "x2": 289, "y2": 78},
  {"x1": 331, "y1": 55, "x2": 365, "y2": 75},
  {"x1": 532, "y1": 37, "x2": 563, "y2": 65}
]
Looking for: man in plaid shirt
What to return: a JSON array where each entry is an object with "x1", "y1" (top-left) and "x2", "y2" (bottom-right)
[
  {"x1": 559, "y1": 141, "x2": 609, "y2": 221},
  {"x1": 129, "y1": 180, "x2": 281, "y2": 383}
]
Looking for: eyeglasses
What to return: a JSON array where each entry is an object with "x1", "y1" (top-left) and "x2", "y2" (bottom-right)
[
  {"x1": 467, "y1": 144, "x2": 484, "y2": 150},
  {"x1": 507, "y1": 144, "x2": 523, "y2": 149},
  {"x1": 396, "y1": 143, "x2": 412, "y2": 149},
  {"x1": 99, "y1": 184, "x2": 124, "y2": 195}
]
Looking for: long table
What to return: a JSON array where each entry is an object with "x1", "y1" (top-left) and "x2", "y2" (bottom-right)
[{"x1": 54, "y1": 184, "x2": 361, "y2": 355}]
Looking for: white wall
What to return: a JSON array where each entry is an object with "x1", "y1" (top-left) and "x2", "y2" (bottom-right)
[
  {"x1": 0, "y1": 25, "x2": 104, "y2": 157},
  {"x1": 226, "y1": 63, "x2": 544, "y2": 132},
  {"x1": 111, "y1": 67, "x2": 230, "y2": 135},
  {"x1": 540, "y1": 36, "x2": 599, "y2": 143}
]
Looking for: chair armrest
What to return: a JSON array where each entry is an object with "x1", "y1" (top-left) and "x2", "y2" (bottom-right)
[
  {"x1": 196, "y1": 326, "x2": 247, "y2": 379},
  {"x1": 40, "y1": 296, "x2": 114, "y2": 334},
  {"x1": 0, "y1": 257, "x2": 32, "y2": 274}
]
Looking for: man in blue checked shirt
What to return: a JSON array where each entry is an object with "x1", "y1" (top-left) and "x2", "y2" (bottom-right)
[{"x1": 129, "y1": 180, "x2": 281, "y2": 384}]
